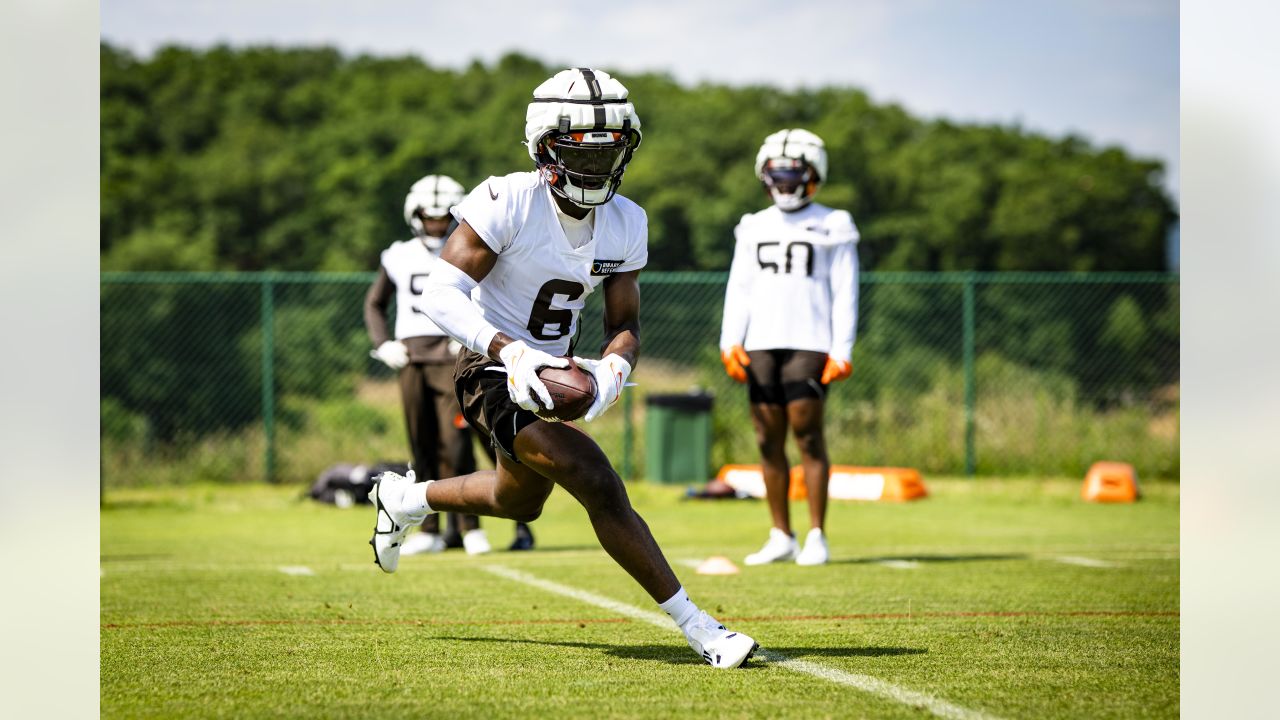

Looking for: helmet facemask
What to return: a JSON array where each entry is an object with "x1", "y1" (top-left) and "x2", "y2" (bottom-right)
[
  {"x1": 761, "y1": 158, "x2": 819, "y2": 212},
  {"x1": 537, "y1": 129, "x2": 640, "y2": 207},
  {"x1": 412, "y1": 208, "x2": 452, "y2": 247}
]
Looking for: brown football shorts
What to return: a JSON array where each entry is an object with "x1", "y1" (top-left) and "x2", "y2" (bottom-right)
[
  {"x1": 745, "y1": 348, "x2": 828, "y2": 405},
  {"x1": 454, "y1": 348, "x2": 543, "y2": 462}
]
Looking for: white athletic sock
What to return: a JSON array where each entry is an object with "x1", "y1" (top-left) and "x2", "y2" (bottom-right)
[
  {"x1": 658, "y1": 586, "x2": 700, "y2": 631},
  {"x1": 402, "y1": 480, "x2": 435, "y2": 517}
]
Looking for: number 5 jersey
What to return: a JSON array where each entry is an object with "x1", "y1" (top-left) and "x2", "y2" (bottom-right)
[
  {"x1": 718, "y1": 203, "x2": 860, "y2": 363},
  {"x1": 451, "y1": 171, "x2": 648, "y2": 357},
  {"x1": 364, "y1": 235, "x2": 460, "y2": 364}
]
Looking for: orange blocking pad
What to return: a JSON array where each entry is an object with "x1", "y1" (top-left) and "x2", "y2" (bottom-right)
[
  {"x1": 1082, "y1": 461, "x2": 1140, "y2": 502},
  {"x1": 716, "y1": 465, "x2": 769, "y2": 499},
  {"x1": 717, "y1": 464, "x2": 927, "y2": 502}
]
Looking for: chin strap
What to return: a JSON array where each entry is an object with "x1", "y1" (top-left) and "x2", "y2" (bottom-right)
[
  {"x1": 771, "y1": 189, "x2": 811, "y2": 211},
  {"x1": 548, "y1": 176, "x2": 614, "y2": 208}
]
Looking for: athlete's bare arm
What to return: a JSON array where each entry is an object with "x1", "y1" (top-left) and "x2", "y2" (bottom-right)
[
  {"x1": 599, "y1": 270, "x2": 641, "y2": 368},
  {"x1": 438, "y1": 220, "x2": 517, "y2": 363}
]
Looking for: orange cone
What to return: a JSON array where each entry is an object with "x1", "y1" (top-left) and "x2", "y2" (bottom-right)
[{"x1": 1082, "y1": 461, "x2": 1140, "y2": 502}]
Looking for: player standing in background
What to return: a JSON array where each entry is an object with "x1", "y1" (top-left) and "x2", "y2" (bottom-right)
[
  {"x1": 719, "y1": 129, "x2": 860, "y2": 567},
  {"x1": 365, "y1": 68, "x2": 758, "y2": 668},
  {"x1": 365, "y1": 175, "x2": 531, "y2": 555}
]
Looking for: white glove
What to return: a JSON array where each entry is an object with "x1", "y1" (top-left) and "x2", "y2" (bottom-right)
[
  {"x1": 498, "y1": 340, "x2": 569, "y2": 412},
  {"x1": 373, "y1": 340, "x2": 409, "y2": 369},
  {"x1": 572, "y1": 353, "x2": 631, "y2": 422}
]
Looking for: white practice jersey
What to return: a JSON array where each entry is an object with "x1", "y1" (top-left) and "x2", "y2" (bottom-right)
[
  {"x1": 452, "y1": 171, "x2": 648, "y2": 356},
  {"x1": 381, "y1": 238, "x2": 448, "y2": 339},
  {"x1": 719, "y1": 202, "x2": 860, "y2": 362}
]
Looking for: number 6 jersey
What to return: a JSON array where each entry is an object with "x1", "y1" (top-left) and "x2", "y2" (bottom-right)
[
  {"x1": 452, "y1": 171, "x2": 648, "y2": 356},
  {"x1": 719, "y1": 202, "x2": 861, "y2": 363}
]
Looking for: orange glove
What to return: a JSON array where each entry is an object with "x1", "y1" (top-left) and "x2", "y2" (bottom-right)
[
  {"x1": 721, "y1": 345, "x2": 751, "y2": 383},
  {"x1": 820, "y1": 356, "x2": 852, "y2": 384}
]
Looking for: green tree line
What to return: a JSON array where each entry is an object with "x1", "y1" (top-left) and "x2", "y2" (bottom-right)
[
  {"x1": 102, "y1": 43, "x2": 1176, "y2": 273},
  {"x1": 100, "y1": 44, "x2": 1178, "y2": 482}
]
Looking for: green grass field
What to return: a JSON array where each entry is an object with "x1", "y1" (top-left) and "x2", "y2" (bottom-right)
[{"x1": 101, "y1": 478, "x2": 1178, "y2": 719}]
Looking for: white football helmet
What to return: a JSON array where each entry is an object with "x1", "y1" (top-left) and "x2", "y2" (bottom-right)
[
  {"x1": 754, "y1": 129, "x2": 827, "y2": 211},
  {"x1": 525, "y1": 68, "x2": 642, "y2": 207},
  {"x1": 404, "y1": 175, "x2": 465, "y2": 236}
]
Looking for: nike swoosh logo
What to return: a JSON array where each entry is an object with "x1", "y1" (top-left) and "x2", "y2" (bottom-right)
[{"x1": 488, "y1": 184, "x2": 498, "y2": 200}]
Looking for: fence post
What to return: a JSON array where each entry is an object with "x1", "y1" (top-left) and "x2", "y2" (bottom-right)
[
  {"x1": 621, "y1": 388, "x2": 634, "y2": 481},
  {"x1": 261, "y1": 275, "x2": 276, "y2": 482},
  {"x1": 962, "y1": 272, "x2": 976, "y2": 476}
]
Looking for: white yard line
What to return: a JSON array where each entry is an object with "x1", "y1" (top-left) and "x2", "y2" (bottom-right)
[
  {"x1": 483, "y1": 565, "x2": 672, "y2": 627},
  {"x1": 757, "y1": 651, "x2": 998, "y2": 720},
  {"x1": 277, "y1": 565, "x2": 315, "y2": 576},
  {"x1": 1050, "y1": 556, "x2": 1120, "y2": 569},
  {"x1": 481, "y1": 565, "x2": 1001, "y2": 720}
]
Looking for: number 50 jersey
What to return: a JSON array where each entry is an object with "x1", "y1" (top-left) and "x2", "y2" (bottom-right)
[
  {"x1": 719, "y1": 203, "x2": 861, "y2": 363},
  {"x1": 451, "y1": 171, "x2": 648, "y2": 356}
]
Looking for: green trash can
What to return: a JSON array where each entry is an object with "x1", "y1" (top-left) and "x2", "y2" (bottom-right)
[{"x1": 644, "y1": 392, "x2": 714, "y2": 484}]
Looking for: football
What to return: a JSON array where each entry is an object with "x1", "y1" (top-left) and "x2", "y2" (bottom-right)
[{"x1": 536, "y1": 362, "x2": 597, "y2": 421}]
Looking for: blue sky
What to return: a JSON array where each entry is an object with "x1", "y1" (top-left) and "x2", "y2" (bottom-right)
[{"x1": 101, "y1": 0, "x2": 1179, "y2": 201}]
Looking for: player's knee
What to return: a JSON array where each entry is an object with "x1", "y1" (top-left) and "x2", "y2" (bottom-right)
[
  {"x1": 754, "y1": 425, "x2": 786, "y2": 455},
  {"x1": 576, "y1": 469, "x2": 630, "y2": 514},
  {"x1": 582, "y1": 469, "x2": 625, "y2": 501},
  {"x1": 792, "y1": 427, "x2": 826, "y2": 458}
]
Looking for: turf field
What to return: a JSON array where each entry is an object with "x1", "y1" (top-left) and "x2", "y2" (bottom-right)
[{"x1": 101, "y1": 478, "x2": 1178, "y2": 719}]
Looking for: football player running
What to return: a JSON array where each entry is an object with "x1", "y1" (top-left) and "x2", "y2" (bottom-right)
[
  {"x1": 366, "y1": 68, "x2": 758, "y2": 668},
  {"x1": 719, "y1": 129, "x2": 860, "y2": 567}
]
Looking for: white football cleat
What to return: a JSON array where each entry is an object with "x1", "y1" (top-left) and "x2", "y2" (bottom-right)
[
  {"x1": 684, "y1": 611, "x2": 759, "y2": 669},
  {"x1": 744, "y1": 528, "x2": 798, "y2": 566},
  {"x1": 462, "y1": 529, "x2": 492, "y2": 555},
  {"x1": 401, "y1": 531, "x2": 446, "y2": 556},
  {"x1": 368, "y1": 470, "x2": 430, "y2": 573},
  {"x1": 795, "y1": 528, "x2": 829, "y2": 566}
]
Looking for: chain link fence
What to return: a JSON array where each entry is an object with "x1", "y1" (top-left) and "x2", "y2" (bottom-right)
[{"x1": 101, "y1": 271, "x2": 1179, "y2": 489}]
